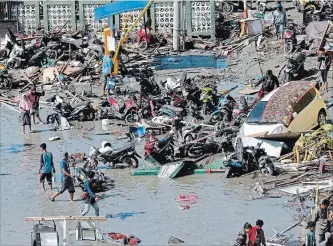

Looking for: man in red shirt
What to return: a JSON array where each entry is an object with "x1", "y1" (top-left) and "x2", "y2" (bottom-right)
[
  {"x1": 248, "y1": 219, "x2": 266, "y2": 246},
  {"x1": 27, "y1": 85, "x2": 45, "y2": 124}
]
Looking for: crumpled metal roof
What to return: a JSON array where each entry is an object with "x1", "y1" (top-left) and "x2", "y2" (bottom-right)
[{"x1": 261, "y1": 81, "x2": 315, "y2": 126}]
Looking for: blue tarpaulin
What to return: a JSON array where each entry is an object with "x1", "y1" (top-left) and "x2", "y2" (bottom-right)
[
  {"x1": 152, "y1": 55, "x2": 227, "y2": 70},
  {"x1": 95, "y1": 0, "x2": 149, "y2": 20}
]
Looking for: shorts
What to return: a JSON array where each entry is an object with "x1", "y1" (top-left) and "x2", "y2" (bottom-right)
[
  {"x1": 320, "y1": 70, "x2": 328, "y2": 82},
  {"x1": 40, "y1": 172, "x2": 52, "y2": 184},
  {"x1": 101, "y1": 74, "x2": 110, "y2": 84},
  {"x1": 58, "y1": 177, "x2": 75, "y2": 194},
  {"x1": 21, "y1": 110, "x2": 31, "y2": 126},
  {"x1": 30, "y1": 108, "x2": 40, "y2": 117},
  {"x1": 275, "y1": 24, "x2": 284, "y2": 34}
]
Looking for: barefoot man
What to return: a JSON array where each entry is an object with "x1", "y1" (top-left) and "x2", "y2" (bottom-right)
[{"x1": 50, "y1": 152, "x2": 75, "y2": 202}]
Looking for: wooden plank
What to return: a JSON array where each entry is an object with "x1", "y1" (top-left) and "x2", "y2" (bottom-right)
[{"x1": 26, "y1": 216, "x2": 107, "y2": 221}]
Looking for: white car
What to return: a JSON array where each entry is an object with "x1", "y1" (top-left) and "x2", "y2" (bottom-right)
[{"x1": 237, "y1": 81, "x2": 328, "y2": 157}]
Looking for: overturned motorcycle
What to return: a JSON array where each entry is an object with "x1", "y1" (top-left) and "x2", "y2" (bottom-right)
[
  {"x1": 46, "y1": 95, "x2": 95, "y2": 123},
  {"x1": 89, "y1": 141, "x2": 140, "y2": 168},
  {"x1": 224, "y1": 139, "x2": 277, "y2": 178}
]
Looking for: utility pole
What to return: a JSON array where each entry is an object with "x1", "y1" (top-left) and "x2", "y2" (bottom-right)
[
  {"x1": 173, "y1": 0, "x2": 181, "y2": 50},
  {"x1": 243, "y1": 0, "x2": 248, "y2": 18}
]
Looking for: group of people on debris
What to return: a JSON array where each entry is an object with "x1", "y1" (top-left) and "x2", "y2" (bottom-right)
[
  {"x1": 38, "y1": 143, "x2": 100, "y2": 217},
  {"x1": 234, "y1": 199, "x2": 333, "y2": 246}
]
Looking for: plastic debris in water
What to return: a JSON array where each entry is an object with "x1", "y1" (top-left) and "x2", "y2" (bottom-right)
[
  {"x1": 168, "y1": 236, "x2": 185, "y2": 244},
  {"x1": 178, "y1": 205, "x2": 190, "y2": 210},
  {"x1": 49, "y1": 136, "x2": 60, "y2": 141},
  {"x1": 176, "y1": 194, "x2": 198, "y2": 202}
]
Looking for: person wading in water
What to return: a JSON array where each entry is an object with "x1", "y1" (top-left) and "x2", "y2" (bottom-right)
[
  {"x1": 50, "y1": 152, "x2": 75, "y2": 203},
  {"x1": 39, "y1": 143, "x2": 55, "y2": 191}
]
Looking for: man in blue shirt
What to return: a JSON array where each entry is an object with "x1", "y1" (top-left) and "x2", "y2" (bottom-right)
[
  {"x1": 81, "y1": 171, "x2": 100, "y2": 216},
  {"x1": 101, "y1": 51, "x2": 115, "y2": 96},
  {"x1": 39, "y1": 143, "x2": 55, "y2": 191},
  {"x1": 50, "y1": 152, "x2": 75, "y2": 203}
]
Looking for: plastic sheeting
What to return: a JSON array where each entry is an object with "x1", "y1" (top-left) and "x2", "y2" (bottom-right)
[{"x1": 94, "y1": 0, "x2": 149, "y2": 20}]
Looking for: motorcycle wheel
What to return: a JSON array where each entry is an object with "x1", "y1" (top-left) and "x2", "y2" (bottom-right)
[
  {"x1": 138, "y1": 40, "x2": 148, "y2": 51},
  {"x1": 222, "y1": 2, "x2": 234, "y2": 13},
  {"x1": 3, "y1": 78, "x2": 13, "y2": 89},
  {"x1": 6, "y1": 59, "x2": 21, "y2": 69},
  {"x1": 225, "y1": 167, "x2": 235, "y2": 178},
  {"x1": 79, "y1": 111, "x2": 87, "y2": 121},
  {"x1": 184, "y1": 134, "x2": 194, "y2": 144},
  {"x1": 125, "y1": 112, "x2": 140, "y2": 123},
  {"x1": 121, "y1": 155, "x2": 139, "y2": 168},
  {"x1": 165, "y1": 145, "x2": 175, "y2": 159},
  {"x1": 284, "y1": 40, "x2": 293, "y2": 54},
  {"x1": 87, "y1": 109, "x2": 95, "y2": 121},
  {"x1": 187, "y1": 144, "x2": 204, "y2": 158},
  {"x1": 120, "y1": 52, "x2": 129, "y2": 63}
]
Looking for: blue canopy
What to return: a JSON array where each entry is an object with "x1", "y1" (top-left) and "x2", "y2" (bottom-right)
[{"x1": 95, "y1": 0, "x2": 149, "y2": 20}]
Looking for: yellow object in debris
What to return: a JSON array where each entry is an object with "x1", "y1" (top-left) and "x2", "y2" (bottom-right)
[
  {"x1": 0, "y1": 64, "x2": 5, "y2": 70},
  {"x1": 293, "y1": 124, "x2": 333, "y2": 163}
]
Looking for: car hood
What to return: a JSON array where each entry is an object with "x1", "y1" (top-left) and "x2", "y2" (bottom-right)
[{"x1": 240, "y1": 122, "x2": 286, "y2": 137}]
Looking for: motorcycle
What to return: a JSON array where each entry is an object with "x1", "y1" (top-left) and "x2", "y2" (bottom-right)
[
  {"x1": 224, "y1": 139, "x2": 276, "y2": 178},
  {"x1": 144, "y1": 133, "x2": 175, "y2": 164},
  {"x1": 89, "y1": 141, "x2": 140, "y2": 168},
  {"x1": 283, "y1": 53, "x2": 306, "y2": 83},
  {"x1": 73, "y1": 167, "x2": 106, "y2": 192},
  {"x1": 210, "y1": 86, "x2": 238, "y2": 122},
  {"x1": 158, "y1": 104, "x2": 184, "y2": 118},
  {"x1": 0, "y1": 66, "x2": 14, "y2": 89},
  {"x1": 46, "y1": 95, "x2": 95, "y2": 122},
  {"x1": 284, "y1": 23, "x2": 297, "y2": 54},
  {"x1": 200, "y1": 87, "x2": 218, "y2": 115},
  {"x1": 101, "y1": 96, "x2": 140, "y2": 123}
]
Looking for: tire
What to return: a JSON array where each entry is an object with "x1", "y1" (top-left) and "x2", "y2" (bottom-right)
[
  {"x1": 139, "y1": 40, "x2": 148, "y2": 51},
  {"x1": 317, "y1": 111, "x2": 327, "y2": 127},
  {"x1": 225, "y1": 167, "x2": 232, "y2": 178},
  {"x1": 125, "y1": 111, "x2": 140, "y2": 123},
  {"x1": 79, "y1": 111, "x2": 87, "y2": 121},
  {"x1": 284, "y1": 40, "x2": 293, "y2": 54},
  {"x1": 6, "y1": 58, "x2": 21, "y2": 69},
  {"x1": 222, "y1": 3, "x2": 234, "y2": 13},
  {"x1": 120, "y1": 52, "x2": 129, "y2": 63},
  {"x1": 3, "y1": 78, "x2": 13, "y2": 89},
  {"x1": 165, "y1": 145, "x2": 174, "y2": 158},
  {"x1": 187, "y1": 144, "x2": 204, "y2": 158},
  {"x1": 184, "y1": 134, "x2": 194, "y2": 144},
  {"x1": 258, "y1": 4, "x2": 265, "y2": 13},
  {"x1": 121, "y1": 155, "x2": 139, "y2": 168},
  {"x1": 265, "y1": 157, "x2": 275, "y2": 176},
  {"x1": 87, "y1": 109, "x2": 95, "y2": 121}
]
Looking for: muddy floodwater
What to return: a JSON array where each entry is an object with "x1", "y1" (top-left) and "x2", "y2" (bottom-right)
[{"x1": 0, "y1": 106, "x2": 300, "y2": 245}]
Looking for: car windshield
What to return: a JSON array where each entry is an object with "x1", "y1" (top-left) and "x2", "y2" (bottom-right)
[{"x1": 246, "y1": 101, "x2": 267, "y2": 124}]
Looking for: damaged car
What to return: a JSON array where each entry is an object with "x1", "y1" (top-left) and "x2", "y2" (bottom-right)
[{"x1": 236, "y1": 81, "x2": 328, "y2": 157}]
